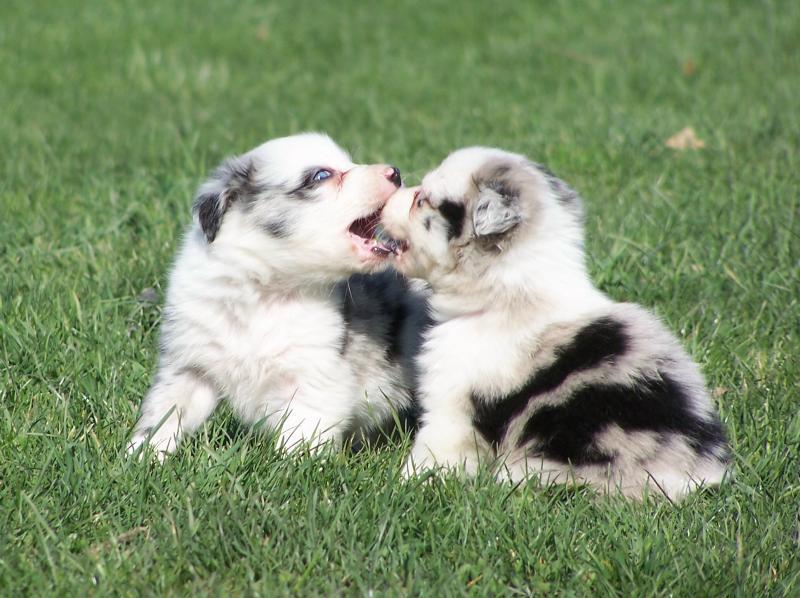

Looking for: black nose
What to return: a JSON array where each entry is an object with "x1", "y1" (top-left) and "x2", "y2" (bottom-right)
[{"x1": 386, "y1": 166, "x2": 402, "y2": 188}]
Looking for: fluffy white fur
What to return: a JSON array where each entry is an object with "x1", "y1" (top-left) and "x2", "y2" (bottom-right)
[
  {"x1": 128, "y1": 133, "x2": 414, "y2": 459},
  {"x1": 380, "y1": 147, "x2": 730, "y2": 500}
]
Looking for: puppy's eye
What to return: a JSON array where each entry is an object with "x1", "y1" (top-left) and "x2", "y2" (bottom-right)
[
  {"x1": 415, "y1": 193, "x2": 428, "y2": 209},
  {"x1": 312, "y1": 169, "x2": 333, "y2": 182}
]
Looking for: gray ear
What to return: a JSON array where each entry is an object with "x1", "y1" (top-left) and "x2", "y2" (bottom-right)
[
  {"x1": 193, "y1": 156, "x2": 255, "y2": 243},
  {"x1": 472, "y1": 180, "x2": 522, "y2": 237}
]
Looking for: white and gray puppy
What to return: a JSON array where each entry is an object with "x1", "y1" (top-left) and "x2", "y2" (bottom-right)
[
  {"x1": 128, "y1": 133, "x2": 427, "y2": 459},
  {"x1": 378, "y1": 147, "x2": 730, "y2": 500}
]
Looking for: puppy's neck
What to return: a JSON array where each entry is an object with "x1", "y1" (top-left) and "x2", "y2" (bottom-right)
[
  {"x1": 429, "y1": 296, "x2": 486, "y2": 322},
  {"x1": 429, "y1": 240, "x2": 608, "y2": 327}
]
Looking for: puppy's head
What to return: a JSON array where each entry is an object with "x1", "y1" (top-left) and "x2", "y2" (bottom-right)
[
  {"x1": 380, "y1": 147, "x2": 584, "y2": 301},
  {"x1": 193, "y1": 133, "x2": 403, "y2": 280}
]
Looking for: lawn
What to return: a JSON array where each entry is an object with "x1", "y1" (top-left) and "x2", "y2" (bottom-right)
[{"x1": 1, "y1": 0, "x2": 798, "y2": 594}]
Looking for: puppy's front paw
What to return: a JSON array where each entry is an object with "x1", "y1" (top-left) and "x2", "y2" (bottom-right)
[
  {"x1": 401, "y1": 446, "x2": 439, "y2": 479},
  {"x1": 126, "y1": 429, "x2": 174, "y2": 463}
]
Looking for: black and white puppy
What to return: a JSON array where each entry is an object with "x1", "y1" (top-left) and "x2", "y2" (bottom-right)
[
  {"x1": 378, "y1": 147, "x2": 730, "y2": 500},
  {"x1": 128, "y1": 133, "x2": 426, "y2": 459}
]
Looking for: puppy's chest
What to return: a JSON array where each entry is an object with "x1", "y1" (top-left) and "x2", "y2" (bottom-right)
[
  {"x1": 419, "y1": 318, "x2": 536, "y2": 401},
  {"x1": 185, "y1": 294, "x2": 346, "y2": 383},
  {"x1": 240, "y1": 296, "x2": 344, "y2": 352}
]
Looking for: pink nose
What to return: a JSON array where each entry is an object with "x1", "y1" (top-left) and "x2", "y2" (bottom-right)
[{"x1": 383, "y1": 166, "x2": 402, "y2": 187}]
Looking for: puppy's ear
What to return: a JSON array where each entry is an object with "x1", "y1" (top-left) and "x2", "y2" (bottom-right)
[
  {"x1": 472, "y1": 167, "x2": 523, "y2": 237},
  {"x1": 193, "y1": 156, "x2": 256, "y2": 243}
]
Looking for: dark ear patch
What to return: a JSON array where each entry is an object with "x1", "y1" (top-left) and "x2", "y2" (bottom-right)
[
  {"x1": 195, "y1": 191, "x2": 224, "y2": 242},
  {"x1": 472, "y1": 183, "x2": 522, "y2": 238},
  {"x1": 471, "y1": 160, "x2": 526, "y2": 238},
  {"x1": 438, "y1": 200, "x2": 466, "y2": 240},
  {"x1": 192, "y1": 155, "x2": 257, "y2": 243}
]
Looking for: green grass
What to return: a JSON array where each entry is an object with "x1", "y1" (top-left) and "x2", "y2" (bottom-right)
[{"x1": 1, "y1": 0, "x2": 798, "y2": 594}]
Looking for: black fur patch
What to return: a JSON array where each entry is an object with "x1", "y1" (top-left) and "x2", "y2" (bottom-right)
[
  {"x1": 518, "y1": 372, "x2": 728, "y2": 465},
  {"x1": 337, "y1": 272, "x2": 430, "y2": 363},
  {"x1": 473, "y1": 164, "x2": 513, "y2": 190},
  {"x1": 535, "y1": 162, "x2": 583, "y2": 219},
  {"x1": 261, "y1": 218, "x2": 290, "y2": 238},
  {"x1": 471, "y1": 317, "x2": 629, "y2": 447},
  {"x1": 221, "y1": 158, "x2": 262, "y2": 200},
  {"x1": 348, "y1": 401, "x2": 422, "y2": 451},
  {"x1": 438, "y1": 200, "x2": 466, "y2": 240},
  {"x1": 337, "y1": 329, "x2": 350, "y2": 356},
  {"x1": 193, "y1": 157, "x2": 259, "y2": 243},
  {"x1": 288, "y1": 187, "x2": 312, "y2": 201},
  {"x1": 195, "y1": 192, "x2": 223, "y2": 242},
  {"x1": 386, "y1": 300, "x2": 410, "y2": 358},
  {"x1": 335, "y1": 272, "x2": 431, "y2": 438},
  {"x1": 483, "y1": 179, "x2": 519, "y2": 205}
]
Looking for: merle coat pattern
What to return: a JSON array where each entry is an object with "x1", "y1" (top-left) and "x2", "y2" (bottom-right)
[
  {"x1": 128, "y1": 133, "x2": 426, "y2": 459},
  {"x1": 379, "y1": 147, "x2": 730, "y2": 500}
]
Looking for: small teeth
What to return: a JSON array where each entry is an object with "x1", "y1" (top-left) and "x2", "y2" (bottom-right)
[{"x1": 370, "y1": 240, "x2": 399, "y2": 256}]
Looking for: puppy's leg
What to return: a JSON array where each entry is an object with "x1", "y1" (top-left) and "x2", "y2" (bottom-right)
[
  {"x1": 233, "y1": 382, "x2": 353, "y2": 453},
  {"x1": 271, "y1": 403, "x2": 345, "y2": 452},
  {"x1": 128, "y1": 366, "x2": 219, "y2": 460},
  {"x1": 403, "y1": 402, "x2": 487, "y2": 477}
]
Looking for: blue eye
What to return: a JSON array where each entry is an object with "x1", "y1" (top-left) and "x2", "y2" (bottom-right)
[{"x1": 312, "y1": 169, "x2": 333, "y2": 182}]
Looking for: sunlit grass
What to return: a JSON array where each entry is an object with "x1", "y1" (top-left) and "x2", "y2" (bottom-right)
[{"x1": 1, "y1": 0, "x2": 798, "y2": 594}]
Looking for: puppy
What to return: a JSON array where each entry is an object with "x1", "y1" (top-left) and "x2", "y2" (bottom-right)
[
  {"x1": 378, "y1": 147, "x2": 730, "y2": 500},
  {"x1": 128, "y1": 133, "x2": 427, "y2": 459}
]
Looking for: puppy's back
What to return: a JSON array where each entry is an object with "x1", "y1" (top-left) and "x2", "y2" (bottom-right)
[{"x1": 492, "y1": 303, "x2": 730, "y2": 499}]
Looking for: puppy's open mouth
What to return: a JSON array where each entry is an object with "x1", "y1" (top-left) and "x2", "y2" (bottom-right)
[{"x1": 348, "y1": 210, "x2": 408, "y2": 257}]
